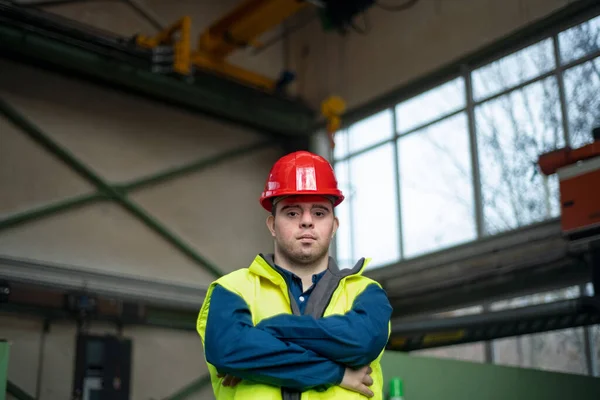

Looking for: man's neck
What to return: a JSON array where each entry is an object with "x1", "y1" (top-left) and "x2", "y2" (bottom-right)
[{"x1": 273, "y1": 251, "x2": 329, "y2": 291}]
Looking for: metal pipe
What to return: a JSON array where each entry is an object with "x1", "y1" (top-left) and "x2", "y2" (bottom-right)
[
  {"x1": 0, "y1": 255, "x2": 208, "y2": 310},
  {"x1": 0, "y1": 21, "x2": 315, "y2": 137},
  {"x1": 0, "y1": 97, "x2": 224, "y2": 278}
]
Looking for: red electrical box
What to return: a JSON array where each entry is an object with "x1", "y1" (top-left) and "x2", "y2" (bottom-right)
[
  {"x1": 538, "y1": 128, "x2": 600, "y2": 238},
  {"x1": 556, "y1": 156, "x2": 600, "y2": 235}
]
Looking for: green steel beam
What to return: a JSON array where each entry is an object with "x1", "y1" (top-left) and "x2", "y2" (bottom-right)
[
  {"x1": 0, "y1": 139, "x2": 277, "y2": 232},
  {"x1": 0, "y1": 22, "x2": 315, "y2": 137},
  {"x1": 0, "y1": 193, "x2": 106, "y2": 231},
  {"x1": 164, "y1": 375, "x2": 212, "y2": 400},
  {"x1": 0, "y1": 97, "x2": 224, "y2": 278},
  {"x1": 120, "y1": 140, "x2": 274, "y2": 192},
  {"x1": 6, "y1": 380, "x2": 36, "y2": 400}
]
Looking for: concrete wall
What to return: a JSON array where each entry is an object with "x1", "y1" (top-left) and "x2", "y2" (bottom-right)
[
  {"x1": 1, "y1": 315, "x2": 215, "y2": 400},
  {"x1": 0, "y1": 52, "x2": 279, "y2": 397},
  {"x1": 0, "y1": 56, "x2": 280, "y2": 283},
  {"x1": 287, "y1": 0, "x2": 576, "y2": 111}
]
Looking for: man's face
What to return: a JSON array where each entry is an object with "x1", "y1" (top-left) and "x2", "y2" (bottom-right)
[{"x1": 267, "y1": 196, "x2": 339, "y2": 265}]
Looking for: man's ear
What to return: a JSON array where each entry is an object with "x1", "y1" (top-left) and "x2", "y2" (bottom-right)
[
  {"x1": 266, "y1": 215, "x2": 276, "y2": 237},
  {"x1": 332, "y1": 216, "x2": 339, "y2": 238}
]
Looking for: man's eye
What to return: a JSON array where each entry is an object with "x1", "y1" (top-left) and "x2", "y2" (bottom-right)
[
  {"x1": 287, "y1": 212, "x2": 298, "y2": 217},
  {"x1": 315, "y1": 212, "x2": 324, "y2": 217}
]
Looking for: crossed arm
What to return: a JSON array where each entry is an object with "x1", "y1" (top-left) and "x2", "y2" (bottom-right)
[
  {"x1": 203, "y1": 283, "x2": 392, "y2": 391},
  {"x1": 256, "y1": 284, "x2": 392, "y2": 368}
]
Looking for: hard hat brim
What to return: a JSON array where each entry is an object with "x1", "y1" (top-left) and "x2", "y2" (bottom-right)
[{"x1": 260, "y1": 190, "x2": 344, "y2": 212}]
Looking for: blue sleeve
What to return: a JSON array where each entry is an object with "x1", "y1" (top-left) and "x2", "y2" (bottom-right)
[
  {"x1": 255, "y1": 283, "x2": 392, "y2": 368},
  {"x1": 204, "y1": 284, "x2": 345, "y2": 392}
]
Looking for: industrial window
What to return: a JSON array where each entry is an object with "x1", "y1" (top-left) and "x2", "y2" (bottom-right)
[{"x1": 333, "y1": 11, "x2": 600, "y2": 269}]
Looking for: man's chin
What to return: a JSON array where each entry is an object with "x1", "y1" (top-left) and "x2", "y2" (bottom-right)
[{"x1": 291, "y1": 250, "x2": 327, "y2": 265}]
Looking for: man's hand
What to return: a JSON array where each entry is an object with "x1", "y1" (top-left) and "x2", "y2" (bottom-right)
[
  {"x1": 217, "y1": 373, "x2": 242, "y2": 387},
  {"x1": 340, "y1": 365, "x2": 374, "y2": 397}
]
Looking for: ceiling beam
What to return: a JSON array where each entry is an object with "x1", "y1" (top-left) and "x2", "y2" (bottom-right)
[{"x1": 0, "y1": 2, "x2": 317, "y2": 137}]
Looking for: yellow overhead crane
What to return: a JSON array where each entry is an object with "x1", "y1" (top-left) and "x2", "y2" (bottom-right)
[
  {"x1": 133, "y1": 0, "x2": 377, "y2": 147},
  {"x1": 135, "y1": 0, "x2": 309, "y2": 91}
]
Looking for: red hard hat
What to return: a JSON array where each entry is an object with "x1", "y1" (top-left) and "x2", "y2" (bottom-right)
[{"x1": 260, "y1": 151, "x2": 344, "y2": 212}]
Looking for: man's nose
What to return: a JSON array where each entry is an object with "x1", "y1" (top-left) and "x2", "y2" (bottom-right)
[{"x1": 300, "y1": 210, "x2": 314, "y2": 227}]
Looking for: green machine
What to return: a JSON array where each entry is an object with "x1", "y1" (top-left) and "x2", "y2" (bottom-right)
[
  {"x1": 381, "y1": 351, "x2": 600, "y2": 400},
  {"x1": 1, "y1": 339, "x2": 9, "y2": 400}
]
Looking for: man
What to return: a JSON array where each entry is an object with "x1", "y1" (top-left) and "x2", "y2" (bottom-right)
[{"x1": 196, "y1": 150, "x2": 393, "y2": 399}]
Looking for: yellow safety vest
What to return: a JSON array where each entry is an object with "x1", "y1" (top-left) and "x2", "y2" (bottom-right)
[{"x1": 197, "y1": 253, "x2": 389, "y2": 400}]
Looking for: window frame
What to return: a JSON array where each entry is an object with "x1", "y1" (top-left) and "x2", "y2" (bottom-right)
[{"x1": 332, "y1": 6, "x2": 600, "y2": 265}]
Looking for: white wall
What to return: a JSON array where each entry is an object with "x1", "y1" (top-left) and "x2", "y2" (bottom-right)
[{"x1": 288, "y1": 0, "x2": 576, "y2": 110}]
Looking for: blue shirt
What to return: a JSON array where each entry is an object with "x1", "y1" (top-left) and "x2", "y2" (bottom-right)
[
  {"x1": 274, "y1": 265, "x2": 326, "y2": 314},
  {"x1": 203, "y1": 263, "x2": 393, "y2": 392}
]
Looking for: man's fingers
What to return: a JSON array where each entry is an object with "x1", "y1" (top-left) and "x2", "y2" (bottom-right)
[
  {"x1": 222, "y1": 374, "x2": 242, "y2": 387},
  {"x1": 362, "y1": 373, "x2": 374, "y2": 386},
  {"x1": 358, "y1": 384, "x2": 374, "y2": 398},
  {"x1": 231, "y1": 377, "x2": 242, "y2": 387},
  {"x1": 223, "y1": 375, "x2": 235, "y2": 386},
  {"x1": 366, "y1": 366, "x2": 373, "y2": 374},
  {"x1": 217, "y1": 373, "x2": 225, "y2": 378}
]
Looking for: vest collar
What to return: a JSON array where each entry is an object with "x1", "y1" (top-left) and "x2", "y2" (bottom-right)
[{"x1": 250, "y1": 253, "x2": 370, "y2": 285}]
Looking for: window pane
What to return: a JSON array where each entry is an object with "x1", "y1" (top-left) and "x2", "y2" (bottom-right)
[
  {"x1": 587, "y1": 283, "x2": 600, "y2": 376},
  {"x1": 559, "y1": 14, "x2": 600, "y2": 65},
  {"x1": 472, "y1": 38, "x2": 555, "y2": 101},
  {"x1": 348, "y1": 109, "x2": 393, "y2": 154},
  {"x1": 490, "y1": 286, "x2": 580, "y2": 311},
  {"x1": 333, "y1": 161, "x2": 353, "y2": 269},
  {"x1": 475, "y1": 77, "x2": 564, "y2": 235},
  {"x1": 349, "y1": 143, "x2": 400, "y2": 268},
  {"x1": 564, "y1": 57, "x2": 600, "y2": 147},
  {"x1": 493, "y1": 329, "x2": 587, "y2": 375},
  {"x1": 413, "y1": 342, "x2": 486, "y2": 363},
  {"x1": 333, "y1": 130, "x2": 349, "y2": 161},
  {"x1": 398, "y1": 113, "x2": 476, "y2": 258},
  {"x1": 492, "y1": 287, "x2": 588, "y2": 375},
  {"x1": 395, "y1": 78, "x2": 465, "y2": 133}
]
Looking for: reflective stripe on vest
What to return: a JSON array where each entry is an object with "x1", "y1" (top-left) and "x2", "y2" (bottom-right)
[{"x1": 197, "y1": 254, "x2": 389, "y2": 400}]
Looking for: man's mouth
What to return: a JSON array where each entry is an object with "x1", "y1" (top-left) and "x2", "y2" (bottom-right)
[{"x1": 298, "y1": 235, "x2": 316, "y2": 241}]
